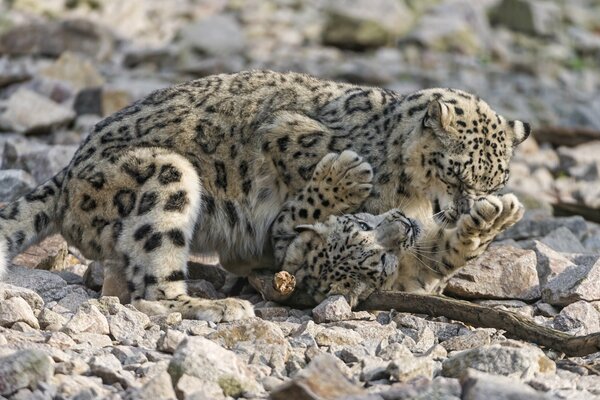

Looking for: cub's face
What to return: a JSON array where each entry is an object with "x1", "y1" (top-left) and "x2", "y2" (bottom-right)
[
  {"x1": 415, "y1": 90, "x2": 530, "y2": 212},
  {"x1": 290, "y1": 209, "x2": 420, "y2": 307}
]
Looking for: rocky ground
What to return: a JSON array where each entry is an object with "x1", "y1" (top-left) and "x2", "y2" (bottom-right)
[{"x1": 0, "y1": 0, "x2": 600, "y2": 399}]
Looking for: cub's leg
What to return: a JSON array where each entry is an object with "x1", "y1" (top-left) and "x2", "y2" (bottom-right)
[
  {"x1": 398, "y1": 193, "x2": 524, "y2": 293},
  {"x1": 66, "y1": 148, "x2": 253, "y2": 322},
  {"x1": 271, "y1": 150, "x2": 373, "y2": 265}
]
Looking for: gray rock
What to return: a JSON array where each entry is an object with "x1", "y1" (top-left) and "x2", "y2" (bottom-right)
[
  {"x1": 271, "y1": 354, "x2": 365, "y2": 399},
  {"x1": 0, "y1": 170, "x2": 37, "y2": 202},
  {"x1": 39, "y1": 51, "x2": 104, "y2": 90},
  {"x1": 37, "y1": 308, "x2": 68, "y2": 331},
  {"x1": 322, "y1": 0, "x2": 413, "y2": 50},
  {"x1": 442, "y1": 341, "x2": 555, "y2": 380},
  {"x1": 0, "y1": 89, "x2": 75, "y2": 135},
  {"x1": 312, "y1": 295, "x2": 352, "y2": 323},
  {"x1": 387, "y1": 354, "x2": 435, "y2": 383},
  {"x1": 553, "y1": 300, "x2": 600, "y2": 335},
  {"x1": 460, "y1": 369, "x2": 549, "y2": 400},
  {"x1": 82, "y1": 261, "x2": 104, "y2": 292},
  {"x1": 0, "y1": 19, "x2": 114, "y2": 59},
  {"x1": 4, "y1": 266, "x2": 68, "y2": 303},
  {"x1": 445, "y1": 246, "x2": 540, "y2": 301},
  {"x1": 489, "y1": 0, "x2": 561, "y2": 36},
  {"x1": 157, "y1": 329, "x2": 186, "y2": 354},
  {"x1": 2, "y1": 141, "x2": 77, "y2": 183},
  {"x1": 0, "y1": 57, "x2": 31, "y2": 88},
  {"x1": 497, "y1": 216, "x2": 587, "y2": 242},
  {"x1": 541, "y1": 253, "x2": 600, "y2": 306},
  {"x1": 111, "y1": 346, "x2": 148, "y2": 366},
  {"x1": 360, "y1": 356, "x2": 389, "y2": 382},
  {"x1": 540, "y1": 227, "x2": 586, "y2": 254},
  {"x1": 108, "y1": 305, "x2": 150, "y2": 343},
  {"x1": 167, "y1": 336, "x2": 261, "y2": 398},
  {"x1": 441, "y1": 330, "x2": 493, "y2": 352},
  {"x1": 177, "y1": 15, "x2": 245, "y2": 57},
  {"x1": 0, "y1": 297, "x2": 39, "y2": 329},
  {"x1": 129, "y1": 370, "x2": 176, "y2": 400},
  {"x1": 89, "y1": 353, "x2": 134, "y2": 387},
  {"x1": 0, "y1": 350, "x2": 54, "y2": 396},
  {"x1": 62, "y1": 303, "x2": 109, "y2": 335},
  {"x1": 0, "y1": 283, "x2": 44, "y2": 313}
]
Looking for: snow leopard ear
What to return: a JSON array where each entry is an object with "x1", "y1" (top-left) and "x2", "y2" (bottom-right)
[
  {"x1": 423, "y1": 100, "x2": 455, "y2": 131},
  {"x1": 295, "y1": 224, "x2": 325, "y2": 239},
  {"x1": 509, "y1": 120, "x2": 531, "y2": 146}
]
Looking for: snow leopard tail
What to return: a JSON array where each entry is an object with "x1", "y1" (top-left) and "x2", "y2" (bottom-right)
[{"x1": 0, "y1": 168, "x2": 66, "y2": 278}]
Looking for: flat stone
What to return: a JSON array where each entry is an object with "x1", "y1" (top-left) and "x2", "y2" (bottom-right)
[
  {"x1": 108, "y1": 304, "x2": 150, "y2": 343},
  {"x1": 129, "y1": 370, "x2": 176, "y2": 400},
  {"x1": 312, "y1": 295, "x2": 352, "y2": 323},
  {"x1": 460, "y1": 369, "x2": 548, "y2": 399},
  {"x1": 497, "y1": 216, "x2": 587, "y2": 242},
  {"x1": 167, "y1": 336, "x2": 261, "y2": 398},
  {"x1": 4, "y1": 266, "x2": 68, "y2": 303},
  {"x1": 540, "y1": 227, "x2": 586, "y2": 253},
  {"x1": 0, "y1": 89, "x2": 75, "y2": 135},
  {"x1": 0, "y1": 350, "x2": 54, "y2": 396},
  {"x1": 177, "y1": 15, "x2": 245, "y2": 57},
  {"x1": 553, "y1": 300, "x2": 600, "y2": 335},
  {"x1": 322, "y1": 0, "x2": 413, "y2": 50},
  {"x1": 62, "y1": 303, "x2": 109, "y2": 335},
  {"x1": 271, "y1": 354, "x2": 365, "y2": 400},
  {"x1": 446, "y1": 246, "x2": 540, "y2": 301},
  {"x1": 540, "y1": 253, "x2": 600, "y2": 306},
  {"x1": 441, "y1": 330, "x2": 493, "y2": 352},
  {"x1": 442, "y1": 341, "x2": 555, "y2": 380},
  {"x1": 0, "y1": 297, "x2": 39, "y2": 329},
  {"x1": 387, "y1": 355, "x2": 435, "y2": 383},
  {"x1": 39, "y1": 51, "x2": 104, "y2": 90},
  {"x1": 0, "y1": 170, "x2": 37, "y2": 202}
]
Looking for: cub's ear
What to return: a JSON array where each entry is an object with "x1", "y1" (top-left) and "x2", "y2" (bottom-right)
[
  {"x1": 509, "y1": 120, "x2": 531, "y2": 146},
  {"x1": 423, "y1": 100, "x2": 455, "y2": 131},
  {"x1": 295, "y1": 224, "x2": 326, "y2": 242}
]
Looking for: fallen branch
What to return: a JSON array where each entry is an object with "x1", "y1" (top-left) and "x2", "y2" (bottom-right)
[
  {"x1": 533, "y1": 126, "x2": 600, "y2": 147},
  {"x1": 248, "y1": 271, "x2": 600, "y2": 357},
  {"x1": 553, "y1": 202, "x2": 600, "y2": 224}
]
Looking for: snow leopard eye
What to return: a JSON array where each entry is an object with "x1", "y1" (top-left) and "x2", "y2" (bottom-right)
[{"x1": 356, "y1": 221, "x2": 372, "y2": 231}]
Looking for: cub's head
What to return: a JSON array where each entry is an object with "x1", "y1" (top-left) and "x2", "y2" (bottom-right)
[
  {"x1": 284, "y1": 209, "x2": 420, "y2": 307},
  {"x1": 409, "y1": 89, "x2": 530, "y2": 211}
]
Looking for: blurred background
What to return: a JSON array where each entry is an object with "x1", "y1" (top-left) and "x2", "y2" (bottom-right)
[{"x1": 0, "y1": 0, "x2": 599, "y2": 226}]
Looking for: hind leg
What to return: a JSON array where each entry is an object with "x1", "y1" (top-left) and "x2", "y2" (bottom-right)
[{"x1": 67, "y1": 148, "x2": 253, "y2": 322}]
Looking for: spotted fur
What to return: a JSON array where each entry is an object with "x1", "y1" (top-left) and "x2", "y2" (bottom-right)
[{"x1": 0, "y1": 70, "x2": 529, "y2": 321}]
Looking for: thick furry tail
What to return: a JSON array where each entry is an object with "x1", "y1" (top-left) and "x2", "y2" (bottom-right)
[{"x1": 0, "y1": 169, "x2": 66, "y2": 278}]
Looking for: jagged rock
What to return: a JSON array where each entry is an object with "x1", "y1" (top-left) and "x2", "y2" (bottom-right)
[
  {"x1": 312, "y1": 295, "x2": 352, "y2": 323},
  {"x1": 168, "y1": 336, "x2": 261, "y2": 398},
  {"x1": 0, "y1": 350, "x2": 54, "y2": 396},
  {"x1": 39, "y1": 51, "x2": 104, "y2": 90},
  {"x1": 387, "y1": 354, "x2": 435, "y2": 383},
  {"x1": 445, "y1": 246, "x2": 540, "y2": 301},
  {"x1": 539, "y1": 227, "x2": 586, "y2": 253},
  {"x1": 108, "y1": 305, "x2": 150, "y2": 343},
  {"x1": 129, "y1": 370, "x2": 176, "y2": 400},
  {"x1": 0, "y1": 19, "x2": 114, "y2": 59},
  {"x1": 0, "y1": 169, "x2": 37, "y2": 202},
  {"x1": 321, "y1": 0, "x2": 413, "y2": 50},
  {"x1": 553, "y1": 300, "x2": 600, "y2": 335},
  {"x1": 177, "y1": 15, "x2": 245, "y2": 57},
  {"x1": 157, "y1": 329, "x2": 186, "y2": 354},
  {"x1": 271, "y1": 354, "x2": 365, "y2": 399},
  {"x1": 2, "y1": 140, "x2": 77, "y2": 183},
  {"x1": 497, "y1": 216, "x2": 587, "y2": 241},
  {"x1": 461, "y1": 369, "x2": 549, "y2": 399},
  {"x1": 489, "y1": 0, "x2": 562, "y2": 36},
  {"x1": 0, "y1": 57, "x2": 31, "y2": 88},
  {"x1": 0, "y1": 297, "x2": 39, "y2": 329},
  {"x1": 441, "y1": 330, "x2": 493, "y2": 352},
  {"x1": 0, "y1": 89, "x2": 75, "y2": 135},
  {"x1": 62, "y1": 303, "x2": 109, "y2": 335},
  {"x1": 442, "y1": 341, "x2": 555, "y2": 380},
  {"x1": 0, "y1": 283, "x2": 44, "y2": 313},
  {"x1": 4, "y1": 266, "x2": 68, "y2": 303},
  {"x1": 89, "y1": 353, "x2": 134, "y2": 387}
]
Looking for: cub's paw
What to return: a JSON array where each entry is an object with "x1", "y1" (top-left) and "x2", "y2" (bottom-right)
[
  {"x1": 311, "y1": 150, "x2": 373, "y2": 211},
  {"x1": 493, "y1": 193, "x2": 525, "y2": 232},
  {"x1": 194, "y1": 297, "x2": 255, "y2": 322},
  {"x1": 457, "y1": 194, "x2": 523, "y2": 240}
]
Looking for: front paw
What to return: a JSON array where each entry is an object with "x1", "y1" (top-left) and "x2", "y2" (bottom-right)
[
  {"x1": 311, "y1": 150, "x2": 373, "y2": 211},
  {"x1": 457, "y1": 194, "x2": 523, "y2": 240}
]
